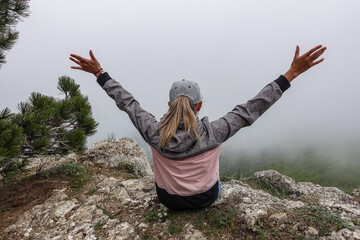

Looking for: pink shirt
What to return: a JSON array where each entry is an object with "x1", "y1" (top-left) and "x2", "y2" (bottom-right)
[{"x1": 151, "y1": 146, "x2": 221, "y2": 196}]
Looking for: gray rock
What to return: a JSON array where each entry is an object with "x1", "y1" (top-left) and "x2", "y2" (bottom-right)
[
  {"x1": 352, "y1": 188, "x2": 360, "y2": 197},
  {"x1": 184, "y1": 224, "x2": 207, "y2": 240},
  {"x1": 215, "y1": 180, "x2": 280, "y2": 227},
  {"x1": 321, "y1": 228, "x2": 360, "y2": 240},
  {"x1": 251, "y1": 170, "x2": 360, "y2": 220},
  {"x1": 269, "y1": 212, "x2": 287, "y2": 223},
  {"x1": 3, "y1": 138, "x2": 360, "y2": 240},
  {"x1": 83, "y1": 137, "x2": 153, "y2": 177},
  {"x1": 251, "y1": 169, "x2": 301, "y2": 196},
  {"x1": 306, "y1": 226, "x2": 319, "y2": 236}
]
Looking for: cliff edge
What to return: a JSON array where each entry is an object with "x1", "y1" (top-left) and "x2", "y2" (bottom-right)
[{"x1": 0, "y1": 137, "x2": 359, "y2": 240}]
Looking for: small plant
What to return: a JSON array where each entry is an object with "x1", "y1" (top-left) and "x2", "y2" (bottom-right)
[
  {"x1": 37, "y1": 162, "x2": 91, "y2": 192},
  {"x1": 61, "y1": 163, "x2": 91, "y2": 192},
  {"x1": 117, "y1": 162, "x2": 135, "y2": 174},
  {"x1": 106, "y1": 132, "x2": 117, "y2": 141},
  {"x1": 213, "y1": 208, "x2": 237, "y2": 229},
  {"x1": 165, "y1": 206, "x2": 239, "y2": 238},
  {"x1": 39, "y1": 170, "x2": 52, "y2": 179},
  {"x1": 85, "y1": 187, "x2": 97, "y2": 195},
  {"x1": 60, "y1": 162, "x2": 83, "y2": 177},
  {"x1": 220, "y1": 174, "x2": 232, "y2": 182},
  {"x1": 293, "y1": 205, "x2": 356, "y2": 235},
  {"x1": 144, "y1": 208, "x2": 167, "y2": 223},
  {"x1": 246, "y1": 178, "x2": 290, "y2": 199},
  {"x1": 0, "y1": 205, "x2": 11, "y2": 213},
  {"x1": 141, "y1": 235, "x2": 155, "y2": 240},
  {"x1": 121, "y1": 173, "x2": 139, "y2": 180},
  {"x1": 168, "y1": 222, "x2": 182, "y2": 235},
  {"x1": 116, "y1": 162, "x2": 138, "y2": 179},
  {"x1": 94, "y1": 219, "x2": 107, "y2": 230},
  {"x1": 145, "y1": 209, "x2": 159, "y2": 223},
  {"x1": 96, "y1": 205, "x2": 116, "y2": 220}
]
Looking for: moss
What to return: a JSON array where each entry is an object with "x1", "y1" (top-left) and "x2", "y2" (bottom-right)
[
  {"x1": 85, "y1": 187, "x2": 97, "y2": 195},
  {"x1": 94, "y1": 219, "x2": 107, "y2": 230},
  {"x1": 96, "y1": 205, "x2": 117, "y2": 220},
  {"x1": 117, "y1": 162, "x2": 135, "y2": 174},
  {"x1": 245, "y1": 178, "x2": 290, "y2": 199},
  {"x1": 292, "y1": 205, "x2": 357, "y2": 235},
  {"x1": 38, "y1": 162, "x2": 91, "y2": 192},
  {"x1": 168, "y1": 222, "x2": 182, "y2": 235}
]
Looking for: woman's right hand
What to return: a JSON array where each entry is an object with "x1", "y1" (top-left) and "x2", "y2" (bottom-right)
[
  {"x1": 69, "y1": 50, "x2": 104, "y2": 77},
  {"x1": 284, "y1": 45, "x2": 327, "y2": 82}
]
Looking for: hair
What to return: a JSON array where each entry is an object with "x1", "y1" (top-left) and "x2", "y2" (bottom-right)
[{"x1": 158, "y1": 96, "x2": 200, "y2": 148}]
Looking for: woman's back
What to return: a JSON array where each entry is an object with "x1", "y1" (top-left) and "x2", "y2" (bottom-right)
[
  {"x1": 96, "y1": 73, "x2": 288, "y2": 210},
  {"x1": 69, "y1": 44, "x2": 327, "y2": 210}
]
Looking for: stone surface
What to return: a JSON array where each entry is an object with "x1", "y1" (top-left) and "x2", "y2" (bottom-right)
[
  {"x1": 251, "y1": 170, "x2": 360, "y2": 220},
  {"x1": 269, "y1": 212, "x2": 287, "y2": 223},
  {"x1": 352, "y1": 188, "x2": 360, "y2": 197},
  {"x1": 252, "y1": 169, "x2": 301, "y2": 196},
  {"x1": 82, "y1": 137, "x2": 153, "y2": 177},
  {"x1": 2, "y1": 139, "x2": 360, "y2": 239},
  {"x1": 184, "y1": 224, "x2": 207, "y2": 240},
  {"x1": 306, "y1": 226, "x2": 319, "y2": 236},
  {"x1": 321, "y1": 229, "x2": 360, "y2": 240}
]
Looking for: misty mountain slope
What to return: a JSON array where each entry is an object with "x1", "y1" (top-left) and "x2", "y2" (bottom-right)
[{"x1": 1, "y1": 138, "x2": 360, "y2": 240}]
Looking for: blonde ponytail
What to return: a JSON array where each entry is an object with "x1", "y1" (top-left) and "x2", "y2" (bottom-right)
[{"x1": 159, "y1": 96, "x2": 200, "y2": 147}]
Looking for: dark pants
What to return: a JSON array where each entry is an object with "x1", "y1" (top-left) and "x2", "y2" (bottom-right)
[{"x1": 155, "y1": 181, "x2": 220, "y2": 211}]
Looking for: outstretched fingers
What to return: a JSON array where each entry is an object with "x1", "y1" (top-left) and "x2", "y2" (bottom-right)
[
  {"x1": 69, "y1": 50, "x2": 102, "y2": 74},
  {"x1": 89, "y1": 50, "x2": 97, "y2": 61},
  {"x1": 69, "y1": 56, "x2": 81, "y2": 65},
  {"x1": 309, "y1": 46, "x2": 327, "y2": 60},
  {"x1": 70, "y1": 54, "x2": 87, "y2": 62},
  {"x1": 294, "y1": 45, "x2": 300, "y2": 60},
  {"x1": 69, "y1": 56, "x2": 84, "y2": 70},
  {"x1": 305, "y1": 45, "x2": 323, "y2": 57},
  {"x1": 285, "y1": 44, "x2": 326, "y2": 82},
  {"x1": 71, "y1": 66, "x2": 82, "y2": 70},
  {"x1": 311, "y1": 57, "x2": 325, "y2": 67}
]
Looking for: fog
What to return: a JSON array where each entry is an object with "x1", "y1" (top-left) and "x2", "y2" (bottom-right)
[{"x1": 1, "y1": 0, "x2": 359, "y2": 163}]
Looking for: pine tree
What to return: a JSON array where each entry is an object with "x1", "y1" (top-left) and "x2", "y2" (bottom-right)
[
  {"x1": 11, "y1": 76, "x2": 99, "y2": 156},
  {"x1": 1, "y1": 76, "x2": 98, "y2": 179},
  {"x1": 0, "y1": 107, "x2": 23, "y2": 173},
  {"x1": 0, "y1": 0, "x2": 30, "y2": 67}
]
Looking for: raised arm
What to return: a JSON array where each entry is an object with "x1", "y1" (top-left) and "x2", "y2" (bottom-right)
[
  {"x1": 210, "y1": 45, "x2": 327, "y2": 144},
  {"x1": 69, "y1": 51, "x2": 160, "y2": 144}
]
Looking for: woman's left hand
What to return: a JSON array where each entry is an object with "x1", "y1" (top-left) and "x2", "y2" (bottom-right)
[
  {"x1": 70, "y1": 50, "x2": 104, "y2": 76},
  {"x1": 284, "y1": 45, "x2": 327, "y2": 82}
]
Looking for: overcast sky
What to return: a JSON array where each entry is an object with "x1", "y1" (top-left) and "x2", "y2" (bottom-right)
[{"x1": 1, "y1": 0, "x2": 359, "y2": 157}]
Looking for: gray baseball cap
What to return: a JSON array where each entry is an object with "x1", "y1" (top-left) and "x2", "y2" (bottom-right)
[{"x1": 169, "y1": 79, "x2": 202, "y2": 105}]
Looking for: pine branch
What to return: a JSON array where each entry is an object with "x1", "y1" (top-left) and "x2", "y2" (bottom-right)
[
  {"x1": 0, "y1": 0, "x2": 30, "y2": 68},
  {"x1": 0, "y1": 107, "x2": 12, "y2": 119},
  {"x1": 53, "y1": 140, "x2": 70, "y2": 148},
  {"x1": 50, "y1": 121, "x2": 76, "y2": 131}
]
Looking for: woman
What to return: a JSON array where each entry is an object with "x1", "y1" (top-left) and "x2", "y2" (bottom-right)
[{"x1": 70, "y1": 45, "x2": 326, "y2": 210}]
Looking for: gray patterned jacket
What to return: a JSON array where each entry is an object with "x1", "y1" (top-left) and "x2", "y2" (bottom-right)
[{"x1": 97, "y1": 73, "x2": 290, "y2": 160}]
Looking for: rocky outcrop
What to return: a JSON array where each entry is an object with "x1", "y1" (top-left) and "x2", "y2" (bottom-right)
[
  {"x1": 81, "y1": 137, "x2": 153, "y2": 177},
  {"x1": 2, "y1": 138, "x2": 360, "y2": 240},
  {"x1": 252, "y1": 170, "x2": 360, "y2": 220}
]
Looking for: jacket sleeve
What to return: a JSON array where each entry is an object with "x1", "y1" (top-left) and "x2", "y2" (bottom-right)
[
  {"x1": 209, "y1": 75, "x2": 290, "y2": 144},
  {"x1": 97, "y1": 72, "x2": 160, "y2": 144}
]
